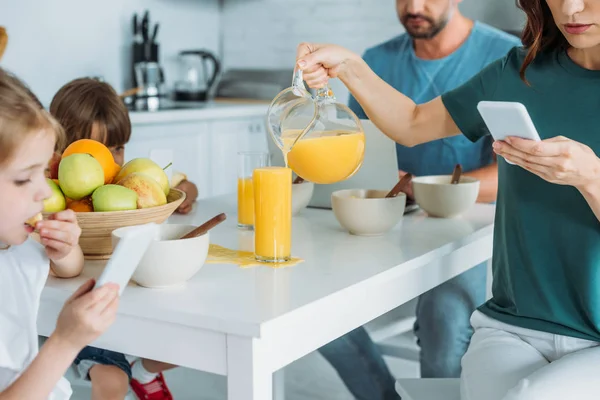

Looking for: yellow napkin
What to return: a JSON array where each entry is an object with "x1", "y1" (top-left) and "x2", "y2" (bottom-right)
[{"x1": 206, "y1": 244, "x2": 303, "y2": 269}]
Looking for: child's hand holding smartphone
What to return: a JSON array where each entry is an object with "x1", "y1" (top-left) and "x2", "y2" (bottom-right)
[{"x1": 52, "y1": 279, "x2": 120, "y2": 351}]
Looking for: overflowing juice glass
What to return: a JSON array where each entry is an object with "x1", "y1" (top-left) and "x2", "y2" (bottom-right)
[{"x1": 253, "y1": 167, "x2": 292, "y2": 262}]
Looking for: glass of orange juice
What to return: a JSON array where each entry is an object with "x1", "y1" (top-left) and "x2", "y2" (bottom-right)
[
  {"x1": 253, "y1": 167, "x2": 292, "y2": 262},
  {"x1": 238, "y1": 152, "x2": 269, "y2": 229}
]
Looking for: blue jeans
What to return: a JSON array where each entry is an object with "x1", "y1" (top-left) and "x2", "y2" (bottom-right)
[
  {"x1": 318, "y1": 262, "x2": 487, "y2": 399},
  {"x1": 74, "y1": 346, "x2": 132, "y2": 380}
]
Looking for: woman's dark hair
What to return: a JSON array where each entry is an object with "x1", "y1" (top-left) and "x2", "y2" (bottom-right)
[{"x1": 518, "y1": 0, "x2": 570, "y2": 82}]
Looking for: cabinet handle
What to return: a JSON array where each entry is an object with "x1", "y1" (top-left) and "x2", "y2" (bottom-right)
[{"x1": 249, "y1": 124, "x2": 254, "y2": 133}]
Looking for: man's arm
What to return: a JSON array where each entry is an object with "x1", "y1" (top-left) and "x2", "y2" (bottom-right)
[{"x1": 464, "y1": 162, "x2": 498, "y2": 203}]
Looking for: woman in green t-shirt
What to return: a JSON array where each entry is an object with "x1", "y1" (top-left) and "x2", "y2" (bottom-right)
[{"x1": 294, "y1": 1, "x2": 600, "y2": 399}]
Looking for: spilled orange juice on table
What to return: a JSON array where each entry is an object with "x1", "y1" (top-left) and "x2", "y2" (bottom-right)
[
  {"x1": 282, "y1": 129, "x2": 365, "y2": 184},
  {"x1": 253, "y1": 167, "x2": 292, "y2": 262},
  {"x1": 237, "y1": 178, "x2": 254, "y2": 227}
]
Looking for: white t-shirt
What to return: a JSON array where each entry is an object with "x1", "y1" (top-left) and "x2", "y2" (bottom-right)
[{"x1": 0, "y1": 238, "x2": 72, "y2": 399}]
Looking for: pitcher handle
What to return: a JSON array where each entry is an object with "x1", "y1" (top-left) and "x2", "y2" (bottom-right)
[
  {"x1": 293, "y1": 69, "x2": 337, "y2": 102},
  {"x1": 292, "y1": 69, "x2": 305, "y2": 96}
]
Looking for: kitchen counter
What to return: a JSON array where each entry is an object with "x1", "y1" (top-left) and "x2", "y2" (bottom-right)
[{"x1": 129, "y1": 100, "x2": 269, "y2": 125}]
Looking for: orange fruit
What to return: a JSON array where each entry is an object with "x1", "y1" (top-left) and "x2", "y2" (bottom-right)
[
  {"x1": 67, "y1": 197, "x2": 93, "y2": 212},
  {"x1": 62, "y1": 139, "x2": 116, "y2": 184},
  {"x1": 109, "y1": 162, "x2": 121, "y2": 183}
]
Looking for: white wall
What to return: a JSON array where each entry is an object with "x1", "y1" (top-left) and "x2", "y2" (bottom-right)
[
  {"x1": 1, "y1": 0, "x2": 220, "y2": 106},
  {"x1": 221, "y1": 0, "x2": 526, "y2": 100}
]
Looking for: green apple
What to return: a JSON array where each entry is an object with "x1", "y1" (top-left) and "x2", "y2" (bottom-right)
[
  {"x1": 92, "y1": 184, "x2": 138, "y2": 212},
  {"x1": 58, "y1": 154, "x2": 104, "y2": 200},
  {"x1": 43, "y1": 179, "x2": 66, "y2": 212}
]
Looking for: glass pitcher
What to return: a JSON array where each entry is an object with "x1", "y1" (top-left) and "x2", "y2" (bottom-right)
[{"x1": 266, "y1": 70, "x2": 365, "y2": 185}]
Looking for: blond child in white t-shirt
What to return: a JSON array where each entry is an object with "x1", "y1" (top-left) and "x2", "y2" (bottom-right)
[{"x1": 0, "y1": 68, "x2": 120, "y2": 400}]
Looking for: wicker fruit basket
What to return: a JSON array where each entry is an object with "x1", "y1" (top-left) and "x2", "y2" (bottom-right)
[{"x1": 44, "y1": 188, "x2": 186, "y2": 259}]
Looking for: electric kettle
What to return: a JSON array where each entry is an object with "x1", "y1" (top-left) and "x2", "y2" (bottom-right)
[{"x1": 173, "y1": 49, "x2": 221, "y2": 102}]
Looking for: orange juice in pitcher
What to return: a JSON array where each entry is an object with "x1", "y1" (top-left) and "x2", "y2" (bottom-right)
[
  {"x1": 266, "y1": 70, "x2": 365, "y2": 184},
  {"x1": 282, "y1": 129, "x2": 365, "y2": 184}
]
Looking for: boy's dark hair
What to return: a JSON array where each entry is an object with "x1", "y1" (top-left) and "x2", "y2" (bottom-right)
[{"x1": 50, "y1": 78, "x2": 131, "y2": 152}]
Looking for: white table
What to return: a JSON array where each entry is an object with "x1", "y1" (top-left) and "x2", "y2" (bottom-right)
[{"x1": 38, "y1": 196, "x2": 494, "y2": 400}]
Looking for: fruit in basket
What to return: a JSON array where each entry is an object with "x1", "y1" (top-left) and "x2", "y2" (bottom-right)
[
  {"x1": 43, "y1": 179, "x2": 66, "y2": 212},
  {"x1": 48, "y1": 153, "x2": 61, "y2": 179},
  {"x1": 115, "y1": 158, "x2": 170, "y2": 196},
  {"x1": 58, "y1": 154, "x2": 105, "y2": 200},
  {"x1": 110, "y1": 162, "x2": 121, "y2": 183},
  {"x1": 117, "y1": 173, "x2": 167, "y2": 209},
  {"x1": 92, "y1": 185, "x2": 138, "y2": 212},
  {"x1": 62, "y1": 139, "x2": 116, "y2": 184},
  {"x1": 67, "y1": 197, "x2": 94, "y2": 212}
]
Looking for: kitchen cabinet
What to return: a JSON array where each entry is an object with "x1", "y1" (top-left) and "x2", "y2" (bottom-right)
[
  {"x1": 127, "y1": 120, "x2": 212, "y2": 199},
  {"x1": 209, "y1": 117, "x2": 269, "y2": 197},
  {"x1": 128, "y1": 113, "x2": 268, "y2": 200}
]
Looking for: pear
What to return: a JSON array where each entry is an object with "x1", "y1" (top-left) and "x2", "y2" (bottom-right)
[
  {"x1": 114, "y1": 158, "x2": 170, "y2": 196},
  {"x1": 117, "y1": 173, "x2": 167, "y2": 209}
]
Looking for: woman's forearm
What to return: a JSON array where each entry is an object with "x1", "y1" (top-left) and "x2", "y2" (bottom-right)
[
  {"x1": 578, "y1": 181, "x2": 600, "y2": 223},
  {"x1": 0, "y1": 335, "x2": 79, "y2": 400},
  {"x1": 338, "y1": 57, "x2": 461, "y2": 146}
]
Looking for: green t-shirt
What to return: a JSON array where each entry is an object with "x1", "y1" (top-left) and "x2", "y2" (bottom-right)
[{"x1": 442, "y1": 47, "x2": 600, "y2": 341}]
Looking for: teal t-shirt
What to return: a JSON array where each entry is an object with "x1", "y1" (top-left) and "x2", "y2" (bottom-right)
[
  {"x1": 349, "y1": 22, "x2": 520, "y2": 175},
  {"x1": 442, "y1": 47, "x2": 600, "y2": 341}
]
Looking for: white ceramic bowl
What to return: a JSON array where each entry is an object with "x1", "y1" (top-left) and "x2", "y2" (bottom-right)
[
  {"x1": 331, "y1": 189, "x2": 406, "y2": 236},
  {"x1": 412, "y1": 175, "x2": 480, "y2": 218},
  {"x1": 292, "y1": 181, "x2": 314, "y2": 215},
  {"x1": 111, "y1": 224, "x2": 209, "y2": 288}
]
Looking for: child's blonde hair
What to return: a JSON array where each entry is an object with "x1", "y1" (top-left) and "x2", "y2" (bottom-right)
[
  {"x1": 0, "y1": 68, "x2": 64, "y2": 165},
  {"x1": 50, "y1": 78, "x2": 131, "y2": 151}
]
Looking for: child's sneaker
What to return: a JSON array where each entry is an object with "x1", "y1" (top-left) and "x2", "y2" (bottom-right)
[{"x1": 130, "y1": 371, "x2": 173, "y2": 400}]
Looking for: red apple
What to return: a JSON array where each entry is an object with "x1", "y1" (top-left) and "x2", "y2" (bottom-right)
[{"x1": 47, "y1": 152, "x2": 60, "y2": 179}]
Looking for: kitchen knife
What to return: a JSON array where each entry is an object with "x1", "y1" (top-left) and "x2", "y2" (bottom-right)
[
  {"x1": 151, "y1": 23, "x2": 159, "y2": 43},
  {"x1": 141, "y1": 10, "x2": 149, "y2": 43}
]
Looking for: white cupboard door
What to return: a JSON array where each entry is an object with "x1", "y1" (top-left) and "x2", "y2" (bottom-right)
[{"x1": 127, "y1": 122, "x2": 211, "y2": 199}]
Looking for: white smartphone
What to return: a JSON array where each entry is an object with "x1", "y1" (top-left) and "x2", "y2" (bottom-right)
[
  {"x1": 477, "y1": 101, "x2": 542, "y2": 165},
  {"x1": 94, "y1": 223, "x2": 159, "y2": 296}
]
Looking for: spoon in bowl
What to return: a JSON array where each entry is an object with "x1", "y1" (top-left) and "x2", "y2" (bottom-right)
[
  {"x1": 451, "y1": 164, "x2": 462, "y2": 185},
  {"x1": 386, "y1": 173, "x2": 413, "y2": 198},
  {"x1": 179, "y1": 213, "x2": 227, "y2": 239}
]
